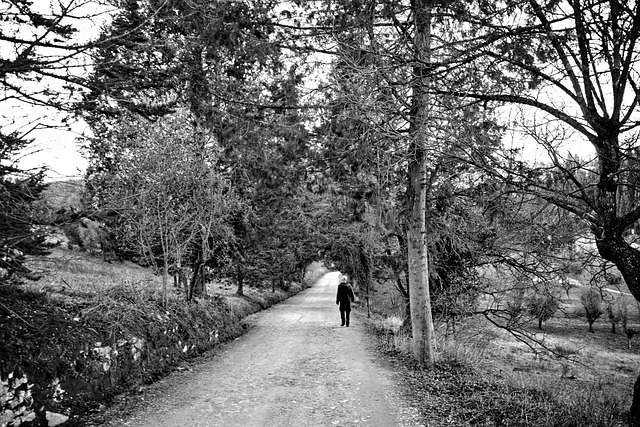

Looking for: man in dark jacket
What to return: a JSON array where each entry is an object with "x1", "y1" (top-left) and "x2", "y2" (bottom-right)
[{"x1": 336, "y1": 276, "x2": 355, "y2": 327}]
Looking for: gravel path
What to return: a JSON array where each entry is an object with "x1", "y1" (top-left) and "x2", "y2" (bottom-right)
[{"x1": 102, "y1": 272, "x2": 424, "y2": 426}]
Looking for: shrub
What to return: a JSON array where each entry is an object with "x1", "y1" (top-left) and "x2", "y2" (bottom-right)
[
  {"x1": 0, "y1": 279, "x2": 305, "y2": 425},
  {"x1": 0, "y1": 163, "x2": 49, "y2": 283}
]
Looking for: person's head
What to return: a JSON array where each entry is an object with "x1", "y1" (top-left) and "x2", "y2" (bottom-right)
[{"x1": 340, "y1": 276, "x2": 347, "y2": 283}]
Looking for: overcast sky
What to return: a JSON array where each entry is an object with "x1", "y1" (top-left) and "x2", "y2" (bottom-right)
[
  {"x1": 17, "y1": 127, "x2": 88, "y2": 182},
  {"x1": 2, "y1": 1, "x2": 112, "y2": 181}
]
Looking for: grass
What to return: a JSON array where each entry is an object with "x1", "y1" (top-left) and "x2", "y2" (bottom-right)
[
  {"x1": 27, "y1": 248, "x2": 164, "y2": 293},
  {"x1": 366, "y1": 279, "x2": 636, "y2": 426},
  {"x1": 370, "y1": 317, "x2": 629, "y2": 426},
  {"x1": 1, "y1": 248, "x2": 318, "y2": 426}
]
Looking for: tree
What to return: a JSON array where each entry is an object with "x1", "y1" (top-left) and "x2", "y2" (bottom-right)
[
  {"x1": 606, "y1": 302, "x2": 623, "y2": 334},
  {"x1": 0, "y1": 1, "x2": 108, "y2": 284},
  {"x1": 437, "y1": 0, "x2": 640, "y2": 300},
  {"x1": 580, "y1": 289, "x2": 603, "y2": 333},
  {"x1": 305, "y1": 0, "x2": 511, "y2": 366},
  {"x1": 88, "y1": 111, "x2": 239, "y2": 305},
  {"x1": 0, "y1": 134, "x2": 48, "y2": 284},
  {"x1": 527, "y1": 293, "x2": 559, "y2": 330},
  {"x1": 405, "y1": 0, "x2": 437, "y2": 366},
  {"x1": 429, "y1": 1, "x2": 640, "y2": 417},
  {"x1": 309, "y1": 0, "x2": 441, "y2": 366},
  {"x1": 83, "y1": 0, "x2": 321, "y2": 298}
]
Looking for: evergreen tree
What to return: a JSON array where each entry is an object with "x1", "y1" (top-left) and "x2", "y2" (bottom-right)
[{"x1": 0, "y1": 133, "x2": 48, "y2": 284}]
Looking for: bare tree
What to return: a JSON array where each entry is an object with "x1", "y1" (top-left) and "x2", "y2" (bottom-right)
[
  {"x1": 96, "y1": 110, "x2": 238, "y2": 305},
  {"x1": 429, "y1": 2, "x2": 640, "y2": 418},
  {"x1": 580, "y1": 288, "x2": 603, "y2": 333}
]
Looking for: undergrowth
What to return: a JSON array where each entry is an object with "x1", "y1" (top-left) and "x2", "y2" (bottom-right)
[
  {"x1": 368, "y1": 315, "x2": 628, "y2": 427},
  {"x1": 0, "y1": 276, "x2": 306, "y2": 426}
]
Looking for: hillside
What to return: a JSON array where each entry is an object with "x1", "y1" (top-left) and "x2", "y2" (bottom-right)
[{"x1": 41, "y1": 180, "x2": 84, "y2": 212}]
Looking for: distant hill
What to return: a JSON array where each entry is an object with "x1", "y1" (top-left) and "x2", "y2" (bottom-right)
[{"x1": 42, "y1": 179, "x2": 84, "y2": 211}]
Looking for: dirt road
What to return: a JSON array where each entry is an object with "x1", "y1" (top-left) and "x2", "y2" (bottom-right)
[{"x1": 104, "y1": 272, "x2": 424, "y2": 426}]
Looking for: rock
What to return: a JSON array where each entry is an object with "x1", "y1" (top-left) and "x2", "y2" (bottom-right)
[
  {"x1": 46, "y1": 411, "x2": 69, "y2": 426},
  {"x1": 1, "y1": 409, "x2": 15, "y2": 426},
  {"x1": 92, "y1": 345, "x2": 113, "y2": 371},
  {"x1": 130, "y1": 336, "x2": 145, "y2": 362}
]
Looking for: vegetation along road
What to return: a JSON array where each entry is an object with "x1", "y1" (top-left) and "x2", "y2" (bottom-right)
[{"x1": 102, "y1": 272, "x2": 423, "y2": 427}]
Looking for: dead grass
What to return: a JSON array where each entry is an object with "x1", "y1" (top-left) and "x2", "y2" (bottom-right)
[
  {"x1": 370, "y1": 314, "x2": 630, "y2": 425},
  {"x1": 2, "y1": 247, "x2": 314, "y2": 425},
  {"x1": 27, "y1": 248, "x2": 163, "y2": 294},
  {"x1": 367, "y1": 275, "x2": 636, "y2": 426}
]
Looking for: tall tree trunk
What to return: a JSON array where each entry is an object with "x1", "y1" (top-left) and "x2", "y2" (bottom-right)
[
  {"x1": 188, "y1": 262, "x2": 203, "y2": 303},
  {"x1": 631, "y1": 377, "x2": 640, "y2": 427},
  {"x1": 406, "y1": 0, "x2": 436, "y2": 367},
  {"x1": 236, "y1": 264, "x2": 244, "y2": 296},
  {"x1": 161, "y1": 263, "x2": 169, "y2": 307},
  {"x1": 590, "y1": 137, "x2": 640, "y2": 425}
]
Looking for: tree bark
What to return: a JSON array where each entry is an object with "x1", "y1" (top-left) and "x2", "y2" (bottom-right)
[
  {"x1": 161, "y1": 263, "x2": 169, "y2": 307},
  {"x1": 406, "y1": 0, "x2": 436, "y2": 367},
  {"x1": 631, "y1": 375, "x2": 640, "y2": 427},
  {"x1": 591, "y1": 144, "x2": 640, "y2": 424},
  {"x1": 407, "y1": 151, "x2": 436, "y2": 365},
  {"x1": 188, "y1": 262, "x2": 203, "y2": 302},
  {"x1": 236, "y1": 264, "x2": 244, "y2": 296}
]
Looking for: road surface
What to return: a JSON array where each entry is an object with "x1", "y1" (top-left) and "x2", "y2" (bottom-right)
[{"x1": 102, "y1": 272, "x2": 423, "y2": 426}]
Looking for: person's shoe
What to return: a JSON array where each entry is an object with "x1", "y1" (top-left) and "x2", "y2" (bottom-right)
[
  {"x1": 341, "y1": 323, "x2": 345, "y2": 326},
  {"x1": 346, "y1": 324, "x2": 349, "y2": 327}
]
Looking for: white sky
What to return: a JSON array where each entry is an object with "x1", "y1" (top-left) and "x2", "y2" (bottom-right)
[
  {"x1": 7, "y1": 99, "x2": 90, "y2": 181},
  {"x1": 16, "y1": 127, "x2": 88, "y2": 181},
  {"x1": 4, "y1": 1, "x2": 613, "y2": 181},
  {"x1": 1, "y1": 0, "x2": 112, "y2": 181},
  {"x1": 499, "y1": 103, "x2": 597, "y2": 165}
]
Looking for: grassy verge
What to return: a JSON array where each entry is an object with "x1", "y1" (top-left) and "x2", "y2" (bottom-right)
[
  {"x1": 1, "y1": 251, "x2": 324, "y2": 426},
  {"x1": 367, "y1": 315, "x2": 629, "y2": 427}
]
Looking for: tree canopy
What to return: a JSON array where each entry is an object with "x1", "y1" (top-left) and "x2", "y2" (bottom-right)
[{"x1": 5, "y1": 0, "x2": 640, "y2": 419}]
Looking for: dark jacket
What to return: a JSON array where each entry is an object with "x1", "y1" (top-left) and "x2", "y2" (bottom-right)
[{"x1": 336, "y1": 283, "x2": 355, "y2": 311}]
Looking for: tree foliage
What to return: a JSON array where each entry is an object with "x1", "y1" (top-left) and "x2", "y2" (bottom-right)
[
  {"x1": 0, "y1": 0, "x2": 106, "y2": 109},
  {"x1": 580, "y1": 288, "x2": 604, "y2": 333},
  {"x1": 432, "y1": 0, "x2": 640, "y2": 299},
  {"x1": 86, "y1": 110, "x2": 240, "y2": 302},
  {"x1": 0, "y1": 134, "x2": 48, "y2": 284},
  {"x1": 527, "y1": 293, "x2": 559, "y2": 330}
]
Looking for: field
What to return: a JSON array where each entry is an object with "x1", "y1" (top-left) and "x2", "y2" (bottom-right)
[{"x1": 367, "y1": 269, "x2": 640, "y2": 426}]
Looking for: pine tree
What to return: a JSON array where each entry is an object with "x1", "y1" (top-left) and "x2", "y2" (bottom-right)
[{"x1": 0, "y1": 133, "x2": 48, "y2": 284}]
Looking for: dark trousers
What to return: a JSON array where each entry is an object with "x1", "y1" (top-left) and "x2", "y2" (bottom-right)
[{"x1": 340, "y1": 309, "x2": 351, "y2": 326}]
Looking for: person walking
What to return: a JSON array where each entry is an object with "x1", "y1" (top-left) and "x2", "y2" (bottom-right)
[{"x1": 336, "y1": 275, "x2": 355, "y2": 327}]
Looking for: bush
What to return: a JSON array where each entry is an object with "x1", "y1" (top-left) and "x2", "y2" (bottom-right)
[
  {"x1": 0, "y1": 168, "x2": 49, "y2": 283},
  {"x1": 0, "y1": 279, "x2": 305, "y2": 425}
]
